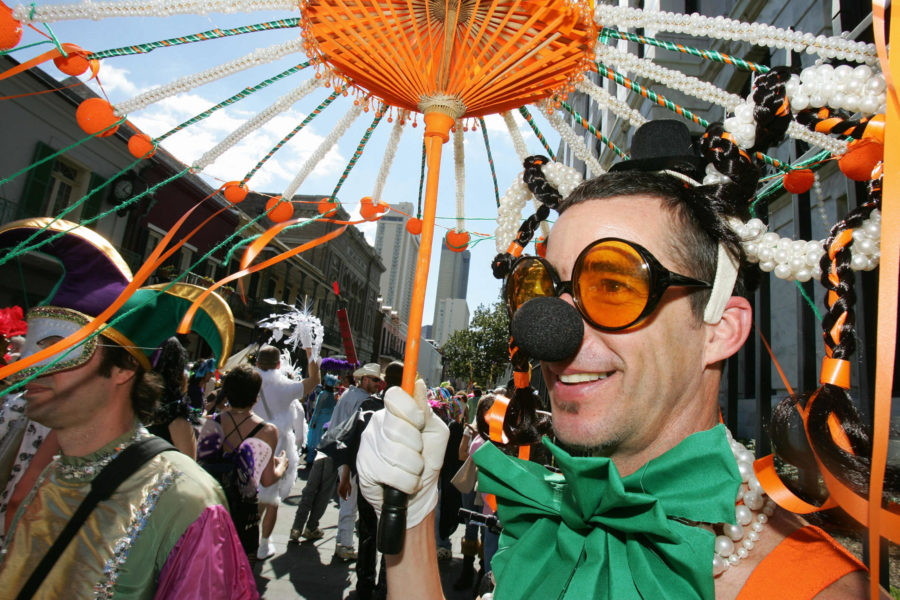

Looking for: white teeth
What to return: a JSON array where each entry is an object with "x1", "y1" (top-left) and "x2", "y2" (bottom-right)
[{"x1": 559, "y1": 372, "x2": 610, "y2": 384}]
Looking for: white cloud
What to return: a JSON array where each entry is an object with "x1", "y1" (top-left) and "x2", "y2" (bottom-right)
[{"x1": 83, "y1": 62, "x2": 142, "y2": 97}]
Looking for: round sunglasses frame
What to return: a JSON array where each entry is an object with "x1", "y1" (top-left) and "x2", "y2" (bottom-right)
[{"x1": 505, "y1": 237, "x2": 712, "y2": 331}]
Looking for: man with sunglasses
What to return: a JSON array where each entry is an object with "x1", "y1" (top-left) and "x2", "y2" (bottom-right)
[{"x1": 355, "y1": 121, "x2": 873, "y2": 599}]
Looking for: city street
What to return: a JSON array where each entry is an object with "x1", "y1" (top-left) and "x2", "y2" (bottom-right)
[{"x1": 253, "y1": 466, "x2": 478, "y2": 600}]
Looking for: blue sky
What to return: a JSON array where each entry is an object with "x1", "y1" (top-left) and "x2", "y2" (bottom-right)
[{"x1": 12, "y1": 3, "x2": 565, "y2": 327}]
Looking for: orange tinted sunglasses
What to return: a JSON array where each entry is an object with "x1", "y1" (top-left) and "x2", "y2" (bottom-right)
[{"x1": 505, "y1": 238, "x2": 711, "y2": 331}]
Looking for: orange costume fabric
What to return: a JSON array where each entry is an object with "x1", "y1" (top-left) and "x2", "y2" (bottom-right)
[{"x1": 737, "y1": 525, "x2": 865, "y2": 599}]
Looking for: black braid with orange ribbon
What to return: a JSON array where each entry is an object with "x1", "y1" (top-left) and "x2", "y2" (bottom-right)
[
  {"x1": 795, "y1": 107, "x2": 880, "y2": 140},
  {"x1": 492, "y1": 155, "x2": 560, "y2": 279},
  {"x1": 750, "y1": 66, "x2": 794, "y2": 153},
  {"x1": 771, "y1": 180, "x2": 900, "y2": 498}
]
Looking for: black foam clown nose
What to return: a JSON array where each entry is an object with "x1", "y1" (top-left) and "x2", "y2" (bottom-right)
[{"x1": 510, "y1": 296, "x2": 584, "y2": 362}]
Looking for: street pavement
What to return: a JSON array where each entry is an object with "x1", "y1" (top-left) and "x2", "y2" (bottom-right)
[{"x1": 251, "y1": 465, "x2": 479, "y2": 599}]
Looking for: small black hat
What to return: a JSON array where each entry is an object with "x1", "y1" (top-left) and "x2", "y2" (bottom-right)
[{"x1": 608, "y1": 120, "x2": 705, "y2": 182}]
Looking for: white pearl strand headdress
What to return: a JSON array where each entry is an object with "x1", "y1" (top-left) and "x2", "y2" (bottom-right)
[
  {"x1": 727, "y1": 210, "x2": 882, "y2": 282},
  {"x1": 714, "y1": 428, "x2": 776, "y2": 577}
]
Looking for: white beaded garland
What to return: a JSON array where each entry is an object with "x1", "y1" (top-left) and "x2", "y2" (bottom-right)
[
  {"x1": 595, "y1": 43, "x2": 847, "y2": 154},
  {"x1": 280, "y1": 103, "x2": 364, "y2": 201},
  {"x1": 595, "y1": 5, "x2": 878, "y2": 65},
  {"x1": 372, "y1": 115, "x2": 406, "y2": 203},
  {"x1": 595, "y1": 43, "x2": 743, "y2": 112},
  {"x1": 728, "y1": 210, "x2": 881, "y2": 282},
  {"x1": 14, "y1": 0, "x2": 298, "y2": 22},
  {"x1": 115, "y1": 39, "x2": 305, "y2": 115},
  {"x1": 193, "y1": 78, "x2": 321, "y2": 171},
  {"x1": 575, "y1": 81, "x2": 648, "y2": 130},
  {"x1": 502, "y1": 111, "x2": 529, "y2": 162},
  {"x1": 546, "y1": 109, "x2": 604, "y2": 178},
  {"x1": 787, "y1": 65, "x2": 886, "y2": 117},
  {"x1": 453, "y1": 126, "x2": 466, "y2": 233}
]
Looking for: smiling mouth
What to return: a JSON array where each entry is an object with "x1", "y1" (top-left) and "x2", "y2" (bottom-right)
[{"x1": 558, "y1": 372, "x2": 612, "y2": 384}]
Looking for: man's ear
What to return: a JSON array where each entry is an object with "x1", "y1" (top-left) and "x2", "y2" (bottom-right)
[
  {"x1": 704, "y1": 296, "x2": 752, "y2": 367},
  {"x1": 110, "y1": 364, "x2": 138, "y2": 386}
]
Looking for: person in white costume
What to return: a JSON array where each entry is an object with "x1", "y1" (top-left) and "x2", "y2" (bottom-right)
[{"x1": 253, "y1": 344, "x2": 320, "y2": 559}]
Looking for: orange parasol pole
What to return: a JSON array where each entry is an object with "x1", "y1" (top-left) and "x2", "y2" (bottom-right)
[{"x1": 401, "y1": 110, "x2": 455, "y2": 393}]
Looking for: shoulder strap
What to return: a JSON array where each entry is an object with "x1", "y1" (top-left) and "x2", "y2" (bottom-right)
[
  {"x1": 258, "y1": 387, "x2": 274, "y2": 418},
  {"x1": 736, "y1": 525, "x2": 865, "y2": 600},
  {"x1": 247, "y1": 422, "x2": 266, "y2": 439},
  {"x1": 16, "y1": 436, "x2": 175, "y2": 600}
]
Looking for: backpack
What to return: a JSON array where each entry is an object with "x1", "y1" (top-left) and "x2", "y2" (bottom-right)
[{"x1": 200, "y1": 415, "x2": 265, "y2": 556}]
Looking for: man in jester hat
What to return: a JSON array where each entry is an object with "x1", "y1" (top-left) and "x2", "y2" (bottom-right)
[
  {"x1": 0, "y1": 219, "x2": 258, "y2": 599},
  {"x1": 354, "y1": 120, "x2": 880, "y2": 599}
]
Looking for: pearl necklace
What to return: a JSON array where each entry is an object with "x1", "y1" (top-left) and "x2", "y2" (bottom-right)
[{"x1": 714, "y1": 429, "x2": 776, "y2": 577}]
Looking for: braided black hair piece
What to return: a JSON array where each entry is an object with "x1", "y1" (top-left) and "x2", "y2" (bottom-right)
[
  {"x1": 794, "y1": 107, "x2": 871, "y2": 140},
  {"x1": 697, "y1": 122, "x2": 761, "y2": 216},
  {"x1": 770, "y1": 185, "x2": 900, "y2": 500},
  {"x1": 750, "y1": 66, "x2": 794, "y2": 152},
  {"x1": 492, "y1": 155, "x2": 561, "y2": 279}
]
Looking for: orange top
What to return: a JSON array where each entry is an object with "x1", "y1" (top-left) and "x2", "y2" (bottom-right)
[{"x1": 736, "y1": 525, "x2": 865, "y2": 600}]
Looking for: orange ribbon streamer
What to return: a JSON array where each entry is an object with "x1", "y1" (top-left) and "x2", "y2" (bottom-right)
[
  {"x1": 0, "y1": 43, "x2": 98, "y2": 82},
  {"x1": 866, "y1": 3, "x2": 900, "y2": 594},
  {"x1": 177, "y1": 226, "x2": 347, "y2": 335}
]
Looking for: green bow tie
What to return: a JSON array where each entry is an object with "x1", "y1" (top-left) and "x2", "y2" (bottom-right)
[{"x1": 473, "y1": 425, "x2": 742, "y2": 600}]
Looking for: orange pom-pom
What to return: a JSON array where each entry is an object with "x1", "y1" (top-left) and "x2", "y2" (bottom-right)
[
  {"x1": 54, "y1": 52, "x2": 90, "y2": 76},
  {"x1": 360, "y1": 203, "x2": 380, "y2": 221},
  {"x1": 782, "y1": 169, "x2": 814, "y2": 194},
  {"x1": 405, "y1": 217, "x2": 422, "y2": 235},
  {"x1": 445, "y1": 230, "x2": 470, "y2": 252},
  {"x1": 839, "y1": 139, "x2": 884, "y2": 181},
  {"x1": 266, "y1": 196, "x2": 294, "y2": 222},
  {"x1": 76, "y1": 98, "x2": 119, "y2": 137},
  {"x1": 0, "y1": 3, "x2": 21, "y2": 51},
  {"x1": 317, "y1": 199, "x2": 337, "y2": 216},
  {"x1": 127, "y1": 133, "x2": 155, "y2": 159},
  {"x1": 223, "y1": 181, "x2": 248, "y2": 204}
]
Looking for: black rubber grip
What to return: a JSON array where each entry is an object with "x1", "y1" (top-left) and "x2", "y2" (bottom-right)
[{"x1": 377, "y1": 485, "x2": 408, "y2": 554}]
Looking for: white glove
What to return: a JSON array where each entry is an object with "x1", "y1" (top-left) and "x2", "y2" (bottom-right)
[{"x1": 357, "y1": 379, "x2": 449, "y2": 529}]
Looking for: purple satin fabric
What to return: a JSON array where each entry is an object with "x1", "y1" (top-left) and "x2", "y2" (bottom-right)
[{"x1": 154, "y1": 504, "x2": 258, "y2": 600}]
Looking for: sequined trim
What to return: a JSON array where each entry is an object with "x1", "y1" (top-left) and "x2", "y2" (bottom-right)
[
  {"x1": 93, "y1": 468, "x2": 179, "y2": 599},
  {"x1": 55, "y1": 428, "x2": 147, "y2": 483}
]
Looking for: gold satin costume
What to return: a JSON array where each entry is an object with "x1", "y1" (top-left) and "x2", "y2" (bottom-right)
[{"x1": 0, "y1": 427, "x2": 226, "y2": 599}]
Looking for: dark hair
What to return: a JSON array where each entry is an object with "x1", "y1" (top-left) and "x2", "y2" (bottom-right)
[
  {"x1": 472, "y1": 386, "x2": 482, "y2": 397},
  {"x1": 256, "y1": 345, "x2": 280, "y2": 371},
  {"x1": 99, "y1": 344, "x2": 162, "y2": 423},
  {"x1": 558, "y1": 170, "x2": 759, "y2": 320},
  {"x1": 222, "y1": 365, "x2": 262, "y2": 409},
  {"x1": 154, "y1": 337, "x2": 188, "y2": 403},
  {"x1": 383, "y1": 361, "x2": 403, "y2": 389}
]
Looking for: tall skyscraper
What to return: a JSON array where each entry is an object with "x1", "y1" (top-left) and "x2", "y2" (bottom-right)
[
  {"x1": 374, "y1": 202, "x2": 418, "y2": 322},
  {"x1": 432, "y1": 242, "x2": 471, "y2": 346}
]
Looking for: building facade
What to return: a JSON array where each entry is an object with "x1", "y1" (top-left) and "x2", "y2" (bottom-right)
[
  {"x1": 431, "y1": 242, "x2": 470, "y2": 345},
  {"x1": 375, "y1": 202, "x2": 419, "y2": 323},
  {"x1": 240, "y1": 194, "x2": 385, "y2": 364}
]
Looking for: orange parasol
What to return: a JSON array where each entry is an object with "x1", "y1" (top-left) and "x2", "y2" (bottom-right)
[{"x1": 299, "y1": 0, "x2": 595, "y2": 392}]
